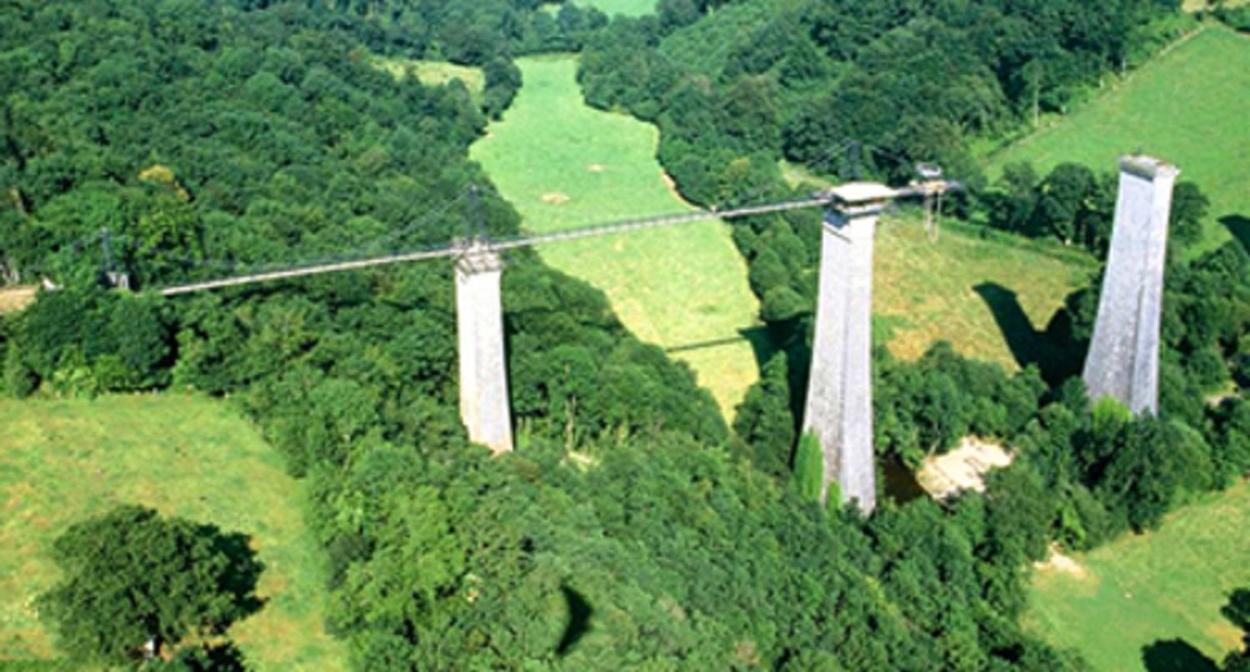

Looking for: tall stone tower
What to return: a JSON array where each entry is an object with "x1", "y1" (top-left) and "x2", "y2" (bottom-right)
[
  {"x1": 455, "y1": 240, "x2": 514, "y2": 454},
  {"x1": 1082, "y1": 155, "x2": 1179, "y2": 416},
  {"x1": 802, "y1": 182, "x2": 897, "y2": 513}
]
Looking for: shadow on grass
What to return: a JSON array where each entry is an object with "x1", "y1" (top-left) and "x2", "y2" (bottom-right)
[
  {"x1": 665, "y1": 326, "x2": 777, "y2": 373},
  {"x1": 1222, "y1": 214, "x2": 1250, "y2": 252},
  {"x1": 973, "y1": 282, "x2": 1081, "y2": 383},
  {"x1": 202, "y1": 526, "x2": 267, "y2": 621},
  {"x1": 1141, "y1": 638, "x2": 1218, "y2": 672}
]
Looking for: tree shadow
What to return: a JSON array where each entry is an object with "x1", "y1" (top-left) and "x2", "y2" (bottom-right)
[
  {"x1": 1222, "y1": 214, "x2": 1250, "y2": 252},
  {"x1": 973, "y1": 282, "x2": 1079, "y2": 383},
  {"x1": 881, "y1": 456, "x2": 926, "y2": 505},
  {"x1": 556, "y1": 585, "x2": 593, "y2": 656},
  {"x1": 198, "y1": 525, "x2": 267, "y2": 624},
  {"x1": 171, "y1": 641, "x2": 248, "y2": 671},
  {"x1": 1141, "y1": 638, "x2": 1218, "y2": 672}
]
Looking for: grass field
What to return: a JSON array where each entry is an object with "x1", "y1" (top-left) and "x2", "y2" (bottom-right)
[
  {"x1": 471, "y1": 56, "x2": 762, "y2": 418},
  {"x1": 781, "y1": 162, "x2": 1095, "y2": 371},
  {"x1": 374, "y1": 57, "x2": 484, "y2": 97},
  {"x1": 1026, "y1": 482, "x2": 1250, "y2": 671},
  {"x1": 0, "y1": 395, "x2": 345, "y2": 670},
  {"x1": 575, "y1": 0, "x2": 656, "y2": 17},
  {"x1": 874, "y1": 215, "x2": 1095, "y2": 370},
  {"x1": 1185, "y1": 0, "x2": 1249, "y2": 10},
  {"x1": 986, "y1": 26, "x2": 1250, "y2": 256}
]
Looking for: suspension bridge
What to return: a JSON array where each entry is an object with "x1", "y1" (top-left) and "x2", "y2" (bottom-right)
[
  {"x1": 153, "y1": 186, "x2": 948, "y2": 297},
  {"x1": 132, "y1": 174, "x2": 962, "y2": 513},
  {"x1": 37, "y1": 155, "x2": 1172, "y2": 515}
]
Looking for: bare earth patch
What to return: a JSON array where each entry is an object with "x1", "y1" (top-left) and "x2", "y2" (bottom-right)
[
  {"x1": 0, "y1": 285, "x2": 37, "y2": 315},
  {"x1": 541, "y1": 192, "x2": 571, "y2": 205},
  {"x1": 917, "y1": 436, "x2": 1014, "y2": 500},
  {"x1": 1035, "y1": 545, "x2": 1092, "y2": 581},
  {"x1": 587, "y1": 163, "x2": 607, "y2": 173}
]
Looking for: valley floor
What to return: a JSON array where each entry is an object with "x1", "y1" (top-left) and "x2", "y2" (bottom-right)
[{"x1": 471, "y1": 55, "x2": 763, "y2": 419}]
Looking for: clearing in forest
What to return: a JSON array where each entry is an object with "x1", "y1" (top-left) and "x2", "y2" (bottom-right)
[
  {"x1": 574, "y1": 0, "x2": 657, "y2": 17},
  {"x1": 471, "y1": 56, "x2": 762, "y2": 419},
  {"x1": 1026, "y1": 482, "x2": 1250, "y2": 671},
  {"x1": 783, "y1": 162, "x2": 1093, "y2": 371},
  {"x1": 374, "y1": 57, "x2": 485, "y2": 98},
  {"x1": 873, "y1": 216, "x2": 1094, "y2": 370},
  {"x1": 0, "y1": 395, "x2": 346, "y2": 671},
  {"x1": 986, "y1": 25, "x2": 1250, "y2": 256}
]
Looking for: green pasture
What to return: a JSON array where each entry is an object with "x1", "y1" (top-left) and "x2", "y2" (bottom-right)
[
  {"x1": 471, "y1": 56, "x2": 762, "y2": 418},
  {"x1": 986, "y1": 26, "x2": 1250, "y2": 256},
  {"x1": 1185, "y1": 0, "x2": 1250, "y2": 11},
  {"x1": 0, "y1": 395, "x2": 345, "y2": 670},
  {"x1": 874, "y1": 214, "x2": 1095, "y2": 371},
  {"x1": 1026, "y1": 482, "x2": 1250, "y2": 671},
  {"x1": 782, "y1": 163, "x2": 1094, "y2": 370},
  {"x1": 575, "y1": 0, "x2": 656, "y2": 16},
  {"x1": 373, "y1": 57, "x2": 484, "y2": 97}
]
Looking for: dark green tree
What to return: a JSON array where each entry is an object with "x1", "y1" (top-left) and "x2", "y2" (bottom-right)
[
  {"x1": 38, "y1": 506, "x2": 263, "y2": 665},
  {"x1": 733, "y1": 353, "x2": 795, "y2": 479}
]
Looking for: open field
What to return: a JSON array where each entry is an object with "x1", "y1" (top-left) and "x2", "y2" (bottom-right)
[
  {"x1": 373, "y1": 57, "x2": 484, "y2": 97},
  {"x1": 986, "y1": 26, "x2": 1250, "y2": 256},
  {"x1": 575, "y1": 0, "x2": 657, "y2": 17},
  {"x1": 471, "y1": 56, "x2": 762, "y2": 419},
  {"x1": 1026, "y1": 482, "x2": 1250, "y2": 671},
  {"x1": 1185, "y1": 0, "x2": 1250, "y2": 10},
  {"x1": 0, "y1": 395, "x2": 345, "y2": 670},
  {"x1": 874, "y1": 215, "x2": 1095, "y2": 371},
  {"x1": 784, "y1": 161, "x2": 1094, "y2": 371}
]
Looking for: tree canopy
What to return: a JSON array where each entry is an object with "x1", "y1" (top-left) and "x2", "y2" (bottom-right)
[{"x1": 37, "y1": 505, "x2": 262, "y2": 666}]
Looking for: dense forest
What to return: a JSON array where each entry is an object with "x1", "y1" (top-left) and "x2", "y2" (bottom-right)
[{"x1": 2, "y1": 0, "x2": 1249, "y2": 670}]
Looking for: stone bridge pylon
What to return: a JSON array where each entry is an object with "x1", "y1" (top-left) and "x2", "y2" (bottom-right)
[
  {"x1": 455, "y1": 239, "x2": 514, "y2": 454},
  {"x1": 802, "y1": 183, "x2": 899, "y2": 514},
  {"x1": 1082, "y1": 155, "x2": 1179, "y2": 416}
]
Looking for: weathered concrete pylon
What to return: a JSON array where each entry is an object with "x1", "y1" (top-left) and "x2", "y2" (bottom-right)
[
  {"x1": 802, "y1": 183, "x2": 897, "y2": 513},
  {"x1": 455, "y1": 240, "x2": 514, "y2": 454},
  {"x1": 1082, "y1": 155, "x2": 1179, "y2": 416}
]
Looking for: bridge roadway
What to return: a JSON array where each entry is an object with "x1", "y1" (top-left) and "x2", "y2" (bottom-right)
[{"x1": 157, "y1": 194, "x2": 837, "y2": 296}]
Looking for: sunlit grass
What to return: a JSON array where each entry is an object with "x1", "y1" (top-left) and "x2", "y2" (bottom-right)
[
  {"x1": 373, "y1": 57, "x2": 485, "y2": 97},
  {"x1": 874, "y1": 214, "x2": 1094, "y2": 370},
  {"x1": 472, "y1": 55, "x2": 762, "y2": 420},
  {"x1": 986, "y1": 26, "x2": 1250, "y2": 257},
  {"x1": 575, "y1": 0, "x2": 657, "y2": 17},
  {"x1": 0, "y1": 395, "x2": 346, "y2": 670},
  {"x1": 1026, "y1": 482, "x2": 1250, "y2": 671}
]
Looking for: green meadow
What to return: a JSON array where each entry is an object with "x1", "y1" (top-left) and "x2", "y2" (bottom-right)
[
  {"x1": 986, "y1": 25, "x2": 1250, "y2": 256},
  {"x1": 0, "y1": 395, "x2": 346, "y2": 671},
  {"x1": 1027, "y1": 482, "x2": 1250, "y2": 672},
  {"x1": 374, "y1": 57, "x2": 485, "y2": 97},
  {"x1": 782, "y1": 163, "x2": 1094, "y2": 370},
  {"x1": 874, "y1": 215, "x2": 1094, "y2": 370},
  {"x1": 471, "y1": 56, "x2": 762, "y2": 418},
  {"x1": 575, "y1": 0, "x2": 657, "y2": 17}
]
